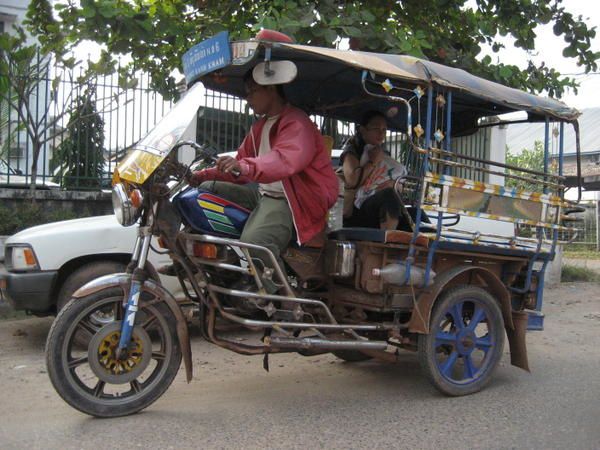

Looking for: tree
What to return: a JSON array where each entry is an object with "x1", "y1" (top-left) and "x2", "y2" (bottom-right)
[
  {"x1": 26, "y1": 0, "x2": 599, "y2": 100},
  {"x1": 0, "y1": 25, "x2": 120, "y2": 195},
  {"x1": 505, "y1": 141, "x2": 546, "y2": 191},
  {"x1": 0, "y1": 28, "x2": 53, "y2": 195},
  {"x1": 53, "y1": 85, "x2": 105, "y2": 189}
]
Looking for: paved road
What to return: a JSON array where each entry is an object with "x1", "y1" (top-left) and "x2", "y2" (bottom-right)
[{"x1": 0, "y1": 283, "x2": 598, "y2": 450}]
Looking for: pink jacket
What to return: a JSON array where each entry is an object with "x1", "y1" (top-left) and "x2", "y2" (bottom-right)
[{"x1": 199, "y1": 104, "x2": 339, "y2": 244}]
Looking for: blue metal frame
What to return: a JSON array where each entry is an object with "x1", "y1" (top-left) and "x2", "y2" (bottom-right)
[
  {"x1": 527, "y1": 121, "x2": 565, "y2": 330},
  {"x1": 117, "y1": 280, "x2": 142, "y2": 351},
  {"x1": 405, "y1": 86, "x2": 434, "y2": 285},
  {"x1": 422, "y1": 91, "x2": 452, "y2": 287}
]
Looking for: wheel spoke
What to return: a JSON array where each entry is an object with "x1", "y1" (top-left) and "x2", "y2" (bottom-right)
[
  {"x1": 440, "y1": 351, "x2": 459, "y2": 378},
  {"x1": 448, "y1": 303, "x2": 464, "y2": 329},
  {"x1": 93, "y1": 380, "x2": 105, "y2": 398},
  {"x1": 76, "y1": 318, "x2": 100, "y2": 340},
  {"x1": 142, "y1": 314, "x2": 158, "y2": 330},
  {"x1": 130, "y1": 379, "x2": 142, "y2": 393},
  {"x1": 475, "y1": 335, "x2": 492, "y2": 350},
  {"x1": 467, "y1": 306, "x2": 486, "y2": 331},
  {"x1": 68, "y1": 356, "x2": 88, "y2": 369},
  {"x1": 463, "y1": 354, "x2": 476, "y2": 379},
  {"x1": 152, "y1": 351, "x2": 166, "y2": 361},
  {"x1": 435, "y1": 331, "x2": 456, "y2": 345}
]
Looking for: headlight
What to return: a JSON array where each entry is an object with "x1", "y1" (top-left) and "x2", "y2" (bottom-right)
[
  {"x1": 7, "y1": 245, "x2": 39, "y2": 271},
  {"x1": 112, "y1": 183, "x2": 142, "y2": 226}
]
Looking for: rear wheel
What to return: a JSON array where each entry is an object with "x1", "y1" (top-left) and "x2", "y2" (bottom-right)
[
  {"x1": 46, "y1": 288, "x2": 182, "y2": 417},
  {"x1": 418, "y1": 285, "x2": 505, "y2": 396}
]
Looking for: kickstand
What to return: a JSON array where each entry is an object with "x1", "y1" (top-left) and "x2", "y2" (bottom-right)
[{"x1": 262, "y1": 329, "x2": 272, "y2": 372}]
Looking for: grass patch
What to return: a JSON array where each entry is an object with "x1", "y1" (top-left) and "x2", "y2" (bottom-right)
[
  {"x1": 561, "y1": 264, "x2": 600, "y2": 282},
  {"x1": 563, "y1": 249, "x2": 600, "y2": 260}
]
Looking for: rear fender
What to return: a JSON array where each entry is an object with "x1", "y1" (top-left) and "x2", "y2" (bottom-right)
[
  {"x1": 407, "y1": 265, "x2": 528, "y2": 372},
  {"x1": 72, "y1": 273, "x2": 193, "y2": 381}
]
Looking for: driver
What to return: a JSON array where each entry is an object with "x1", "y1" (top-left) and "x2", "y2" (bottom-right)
[{"x1": 189, "y1": 69, "x2": 338, "y2": 292}]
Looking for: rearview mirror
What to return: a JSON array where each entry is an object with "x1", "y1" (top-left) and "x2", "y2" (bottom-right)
[{"x1": 253, "y1": 61, "x2": 297, "y2": 85}]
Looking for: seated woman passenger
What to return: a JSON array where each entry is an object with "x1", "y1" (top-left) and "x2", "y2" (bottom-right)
[{"x1": 341, "y1": 110, "x2": 407, "y2": 230}]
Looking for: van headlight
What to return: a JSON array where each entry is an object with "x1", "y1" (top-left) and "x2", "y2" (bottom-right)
[{"x1": 112, "y1": 183, "x2": 142, "y2": 226}]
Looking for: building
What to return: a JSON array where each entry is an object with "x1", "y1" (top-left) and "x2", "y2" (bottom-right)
[{"x1": 506, "y1": 107, "x2": 600, "y2": 197}]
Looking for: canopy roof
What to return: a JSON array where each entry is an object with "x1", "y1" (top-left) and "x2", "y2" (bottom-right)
[{"x1": 200, "y1": 40, "x2": 580, "y2": 135}]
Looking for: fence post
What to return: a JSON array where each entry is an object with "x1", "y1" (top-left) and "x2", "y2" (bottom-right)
[{"x1": 594, "y1": 200, "x2": 600, "y2": 252}]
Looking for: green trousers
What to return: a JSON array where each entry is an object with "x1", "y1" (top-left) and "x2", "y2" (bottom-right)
[{"x1": 199, "y1": 181, "x2": 295, "y2": 287}]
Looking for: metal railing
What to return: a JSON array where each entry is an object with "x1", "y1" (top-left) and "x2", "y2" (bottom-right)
[{"x1": 1, "y1": 53, "x2": 491, "y2": 191}]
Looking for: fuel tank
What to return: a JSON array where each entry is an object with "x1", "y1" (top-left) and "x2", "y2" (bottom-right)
[{"x1": 173, "y1": 188, "x2": 249, "y2": 237}]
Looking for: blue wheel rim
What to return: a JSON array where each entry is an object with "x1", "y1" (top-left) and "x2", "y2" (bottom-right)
[{"x1": 433, "y1": 298, "x2": 496, "y2": 385}]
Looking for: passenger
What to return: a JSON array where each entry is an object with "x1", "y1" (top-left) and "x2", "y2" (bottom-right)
[
  {"x1": 341, "y1": 111, "x2": 407, "y2": 230},
  {"x1": 189, "y1": 69, "x2": 339, "y2": 292}
]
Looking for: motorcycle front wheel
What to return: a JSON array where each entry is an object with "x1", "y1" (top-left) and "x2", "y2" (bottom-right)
[{"x1": 46, "y1": 288, "x2": 182, "y2": 417}]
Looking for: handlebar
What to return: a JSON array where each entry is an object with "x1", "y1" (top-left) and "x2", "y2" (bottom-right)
[{"x1": 172, "y1": 140, "x2": 241, "y2": 178}]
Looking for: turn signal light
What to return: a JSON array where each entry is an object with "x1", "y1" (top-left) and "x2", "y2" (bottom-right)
[
  {"x1": 158, "y1": 237, "x2": 168, "y2": 249},
  {"x1": 23, "y1": 248, "x2": 36, "y2": 266},
  {"x1": 129, "y1": 189, "x2": 143, "y2": 208},
  {"x1": 193, "y1": 243, "x2": 218, "y2": 259}
]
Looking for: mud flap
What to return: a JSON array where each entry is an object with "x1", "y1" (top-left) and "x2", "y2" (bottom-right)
[{"x1": 506, "y1": 310, "x2": 530, "y2": 372}]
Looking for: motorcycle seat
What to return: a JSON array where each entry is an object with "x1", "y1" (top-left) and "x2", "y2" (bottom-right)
[{"x1": 328, "y1": 227, "x2": 429, "y2": 248}]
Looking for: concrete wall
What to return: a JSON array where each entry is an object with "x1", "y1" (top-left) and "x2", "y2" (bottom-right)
[{"x1": 0, "y1": 188, "x2": 112, "y2": 217}]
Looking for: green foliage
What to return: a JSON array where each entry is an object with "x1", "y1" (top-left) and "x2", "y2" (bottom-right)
[
  {"x1": 561, "y1": 264, "x2": 600, "y2": 282},
  {"x1": 25, "y1": 0, "x2": 600, "y2": 100},
  {"x1": 505, "y1": 141, "x2": 546, "y2": 191},
  {"x1": 53, "y1": 86, "x2": 105, "y2": 189},
  {"x1": 0, "y1": 27, "x2": 54, "y2": 193},
  {"x1": 0, "y1": 202, "x2": 90, "y2": 235}
]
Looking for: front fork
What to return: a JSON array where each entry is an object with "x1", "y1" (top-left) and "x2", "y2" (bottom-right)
[{"x1": 116, "y1": 226, "x2": 152, "y2": 359}]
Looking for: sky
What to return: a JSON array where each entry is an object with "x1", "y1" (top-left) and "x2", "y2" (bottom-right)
[{"x1": 476, "y1": 0, "x2": 600, "y2": 110}]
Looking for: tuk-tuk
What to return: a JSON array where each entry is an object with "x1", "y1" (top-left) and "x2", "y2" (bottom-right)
[{"x1": 45, "y1": 31, "x2": 582, "y2": 417}]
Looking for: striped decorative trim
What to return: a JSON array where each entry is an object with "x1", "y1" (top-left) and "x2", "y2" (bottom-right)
[
  {"x1": 204, "y1": 210, "x2": 234, "y2": 225},
  {"x1": 421, "y1": 204, "x2": 570, "y2": 231},
  {"x1": 198, "y1": 200, "x2": 225, "y2": 213},
  {"x1": 208, "y1": 220, "x2": 239, "y2": 235},
  {"x1": 425, "y1": 172, "x2": 564, "y2": 207}
]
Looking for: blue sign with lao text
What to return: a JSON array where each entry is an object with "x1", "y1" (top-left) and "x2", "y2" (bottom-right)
[{"x1": 182, "y1": 31, "x2": 231, "y2": 85}]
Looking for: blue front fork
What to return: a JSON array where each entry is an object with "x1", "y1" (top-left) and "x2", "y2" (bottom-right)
[{"x1": 117, "y1": 228, "x2": 152, "y2": 357}]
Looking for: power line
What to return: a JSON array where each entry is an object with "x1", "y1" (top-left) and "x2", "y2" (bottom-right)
[{"x1": 561, "y1": 72, "x2": 600, "y2": 76}]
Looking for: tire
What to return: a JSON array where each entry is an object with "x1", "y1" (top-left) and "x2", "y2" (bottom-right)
[
  {"x1": 417, "y1": 285, "x2": 505, "y2": 396},
  {"x1": 332, "y1": 350, "x2": 373, "y2": 362},
  {"x1": 56, "y1": 261, "x2": 127, "y2": 312},
  {"x1": 46, "y1": 287, "x2": 182, "y2": 417}
]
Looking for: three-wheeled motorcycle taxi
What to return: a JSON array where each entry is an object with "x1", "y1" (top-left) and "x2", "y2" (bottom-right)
[{"x1": 46, "y1": 31, "x2": 582, "y2": 417}]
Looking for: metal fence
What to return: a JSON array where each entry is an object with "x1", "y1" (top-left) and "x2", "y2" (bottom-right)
[
  {"x1": 1, "y1": 55, "x2": 174, "y2": 190},
  {"x1": 561, "y1": 201, "x2": 599, "y2": 250},
  {"x1": 1, "y1": 54, "x2": 491, "y2": 191}
]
